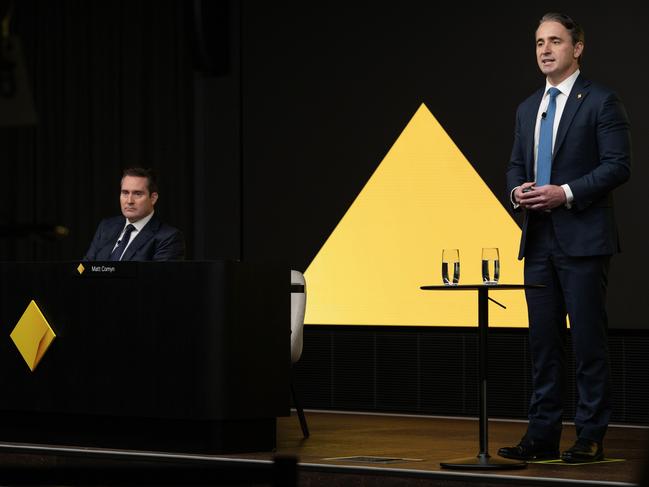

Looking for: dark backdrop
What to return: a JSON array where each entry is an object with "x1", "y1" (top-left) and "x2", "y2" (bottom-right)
[
  {"x1": 237, "y1": 3, "x2": 647, "y2": 328},
  {"x1": 0, "y1": 0, "x2": 193, "y2": 261},
  {"x1": 1, "y1": 2, "x2": 647, "y2": 328}
]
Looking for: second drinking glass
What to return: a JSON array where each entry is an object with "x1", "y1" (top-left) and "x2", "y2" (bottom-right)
[{"x1": 482, "y1": 247, "x2": 500, "y2": 285}]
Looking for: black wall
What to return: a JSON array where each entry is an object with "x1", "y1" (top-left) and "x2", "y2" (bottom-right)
[
  {"x1": 2, "y1": 2, "x2": 647, "y2": 328},
  {"x1": 294, "y1": 326, "x2": 649, "y2": 424},
  {"x1": 0, "y1": 0, "x2": 193, "y2": 260}
]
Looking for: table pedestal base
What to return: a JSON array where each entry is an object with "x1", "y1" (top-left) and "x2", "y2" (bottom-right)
[
  {"x1": 421, "y1": 285, "x2": 539, "y2": 472},
  {"x1": 440, "y1": 453, "x2": 526, "y2": 470}
]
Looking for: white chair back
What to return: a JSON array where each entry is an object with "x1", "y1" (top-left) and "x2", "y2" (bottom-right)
[{"x1": 290, "y1": 270, "x2": 306, "y2": 364}]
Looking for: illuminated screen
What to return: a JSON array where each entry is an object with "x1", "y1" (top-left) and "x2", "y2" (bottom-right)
[{"x1": 305, "y1": 104, "x2": 528, "y2": 327}]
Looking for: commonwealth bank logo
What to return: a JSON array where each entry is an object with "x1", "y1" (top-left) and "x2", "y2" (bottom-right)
[
  {"x1": 305, "y1": 103, "x2": 528, "y2": 327},
  {"x1": 10, "y1": 300, "x2": 56, "y2": 371}
]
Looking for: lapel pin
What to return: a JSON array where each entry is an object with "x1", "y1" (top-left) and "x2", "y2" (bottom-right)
[{"x1": 577, "y1": 93, "x2": 582, "y2": 99}]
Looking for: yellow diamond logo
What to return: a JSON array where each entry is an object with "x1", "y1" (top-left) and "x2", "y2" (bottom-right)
[
  {"x1": 77, "y1": 263, "x2": 85, "y2": 274},
  {"x1": 10, "y1": 300, "x2": 56, "y2": 371}
]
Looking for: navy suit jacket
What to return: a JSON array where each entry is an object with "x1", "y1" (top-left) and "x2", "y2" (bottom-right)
[
  {"x1": 84, "y1": 214, "x2": 185, "y2": 261},
  {"x1": 506, "y1": 75, "x2": 631, "y2": 259}
]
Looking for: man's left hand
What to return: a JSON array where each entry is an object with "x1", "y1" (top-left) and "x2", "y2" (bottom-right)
[{"x1": 517, "y1": 185, "x2": 567, "y2": 211}]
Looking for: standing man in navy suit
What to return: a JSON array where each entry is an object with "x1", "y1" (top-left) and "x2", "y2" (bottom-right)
[
  {"x1": 499, "y1": 13, "x2": 631, "y2": 463},
  {"x1": 84, "y1": 167, "x2": 185, "y2": 261}
]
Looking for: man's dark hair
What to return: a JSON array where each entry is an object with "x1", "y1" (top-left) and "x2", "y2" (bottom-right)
[
  {"x1": 539, "y1": 12, "x2": 585, "y2": 48},
  {"x1": 122, "y1": 167, "x2": 159, "y2": 194}
]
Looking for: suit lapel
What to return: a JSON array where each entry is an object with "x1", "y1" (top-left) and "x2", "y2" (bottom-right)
[
  {"x1": 98, "y1": 221, "x2": 124, "y2": 260},
  {"x1": 120, "y1": 216, "x2": 161, "y2": 261},
  {"x1": 553, "y1": 75, "x2": 590, "y2": 158},
  {"x1": 525, "y1": 89, "x2": 544, "y2": 177}
]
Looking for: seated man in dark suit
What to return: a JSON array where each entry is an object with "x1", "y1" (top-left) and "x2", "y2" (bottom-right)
[{"x1": 84, "y1": 167, "x2": 185, "y2": 261}]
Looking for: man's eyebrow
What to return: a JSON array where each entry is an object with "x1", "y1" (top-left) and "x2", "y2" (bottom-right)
[{"x1": 537, "y1": 35, "x2": 563, "y2": 42}]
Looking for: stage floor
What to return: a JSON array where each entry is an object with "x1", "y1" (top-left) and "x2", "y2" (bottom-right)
[
  {"x1": 249, "y1": 410, "x2": 649, "y2": 486},
  {"x1": 0, "y1": 410, "x2": 647, "y2": 486}
]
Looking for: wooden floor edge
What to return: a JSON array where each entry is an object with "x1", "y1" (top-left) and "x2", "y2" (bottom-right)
[
  {"x1": 295, "y1": 409, "x2": 649, "y2": 430},
  {"x1": 297, "y1": 461, "x2": 639, "y2": 487}
]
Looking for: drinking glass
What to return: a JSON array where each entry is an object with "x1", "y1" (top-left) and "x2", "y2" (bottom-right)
[
  {"x1": 442, "y1": 249, "x2": 460, "y2": 286},
  {"x1": 482, "y1": 247, "x2": 500, "y2": 285}
]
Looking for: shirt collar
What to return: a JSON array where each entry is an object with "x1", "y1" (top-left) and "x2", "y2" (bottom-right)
[
  {"x1": 124, "y1": 211, "x2": 154, "y2": 233},
  {"x1": 544, "y1": 69, "x2": 580, "y2": 98}
]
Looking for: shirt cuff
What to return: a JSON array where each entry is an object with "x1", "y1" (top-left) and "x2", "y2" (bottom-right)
[
  {"x1": 561, "y1": 184, "x2": 574, "y2": 208},
  {"x1": 510, "y1": 187, "x2": 520, "y2": 209},
  {"x1": 509, "y1": 186, "x2": 521, "y2": 209}
]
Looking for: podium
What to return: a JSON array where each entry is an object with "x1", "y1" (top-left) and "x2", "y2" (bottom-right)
[{"x1": 0, "y1": 261, "x2": 290, "y2": 455}]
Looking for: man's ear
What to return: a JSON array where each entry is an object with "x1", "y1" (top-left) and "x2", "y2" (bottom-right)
[
  {"x1": 574, "y1": 41, "x2": 584, "y2": 60},
  {"x1": 151, "y1": 192, "x2": 159, "y2": 205}
]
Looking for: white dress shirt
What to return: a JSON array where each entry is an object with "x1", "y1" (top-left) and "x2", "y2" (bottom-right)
[{"x1": 512, "y1": 69, "x2": 580, "y2": 208}]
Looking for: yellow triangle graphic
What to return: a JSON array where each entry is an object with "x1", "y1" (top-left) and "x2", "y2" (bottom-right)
[{"x1": 304, "y1": 103, "x2": 528, "y2": 327}]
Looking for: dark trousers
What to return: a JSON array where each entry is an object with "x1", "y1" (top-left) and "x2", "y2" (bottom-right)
[{"x1": 524, "y1": 213, "x2": 612, "y2": 445}]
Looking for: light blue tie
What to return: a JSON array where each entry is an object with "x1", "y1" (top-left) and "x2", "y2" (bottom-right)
[{"x1": 536, "y1": 87, "x2": 561, "y2": 187}]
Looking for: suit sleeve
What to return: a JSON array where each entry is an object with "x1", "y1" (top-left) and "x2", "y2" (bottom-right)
[
  {"x1": 83, "y1": 221, "x2": 105, "y2": 261},
  {"x1": 505, "y1": 106, "x2": 527, "y2": 211},
  {"x1": 566, "y1": 92, "x2": 631, "y2": 211},
  {"x1": 152, "y1": 228, "x2": 186, "y2": 261}
]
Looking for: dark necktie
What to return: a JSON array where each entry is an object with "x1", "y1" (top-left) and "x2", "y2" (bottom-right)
[
  {"x1": 110, "y1": 224, "x2": 135, "y2": 261},
  {"x1": 536, "y1": 87, "x2": 561, "y2": 187}
]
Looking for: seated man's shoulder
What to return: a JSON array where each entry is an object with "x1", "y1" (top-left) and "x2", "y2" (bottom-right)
[
  {"x1": 144, "y1": 216, "x2": 180, "y2": 237},
  {"x1": 98, "y1": 215, "x2": 125, "y2": 228},
  {"x1": 158, "y1": 222, "x2": 182, "y2": 238}
]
